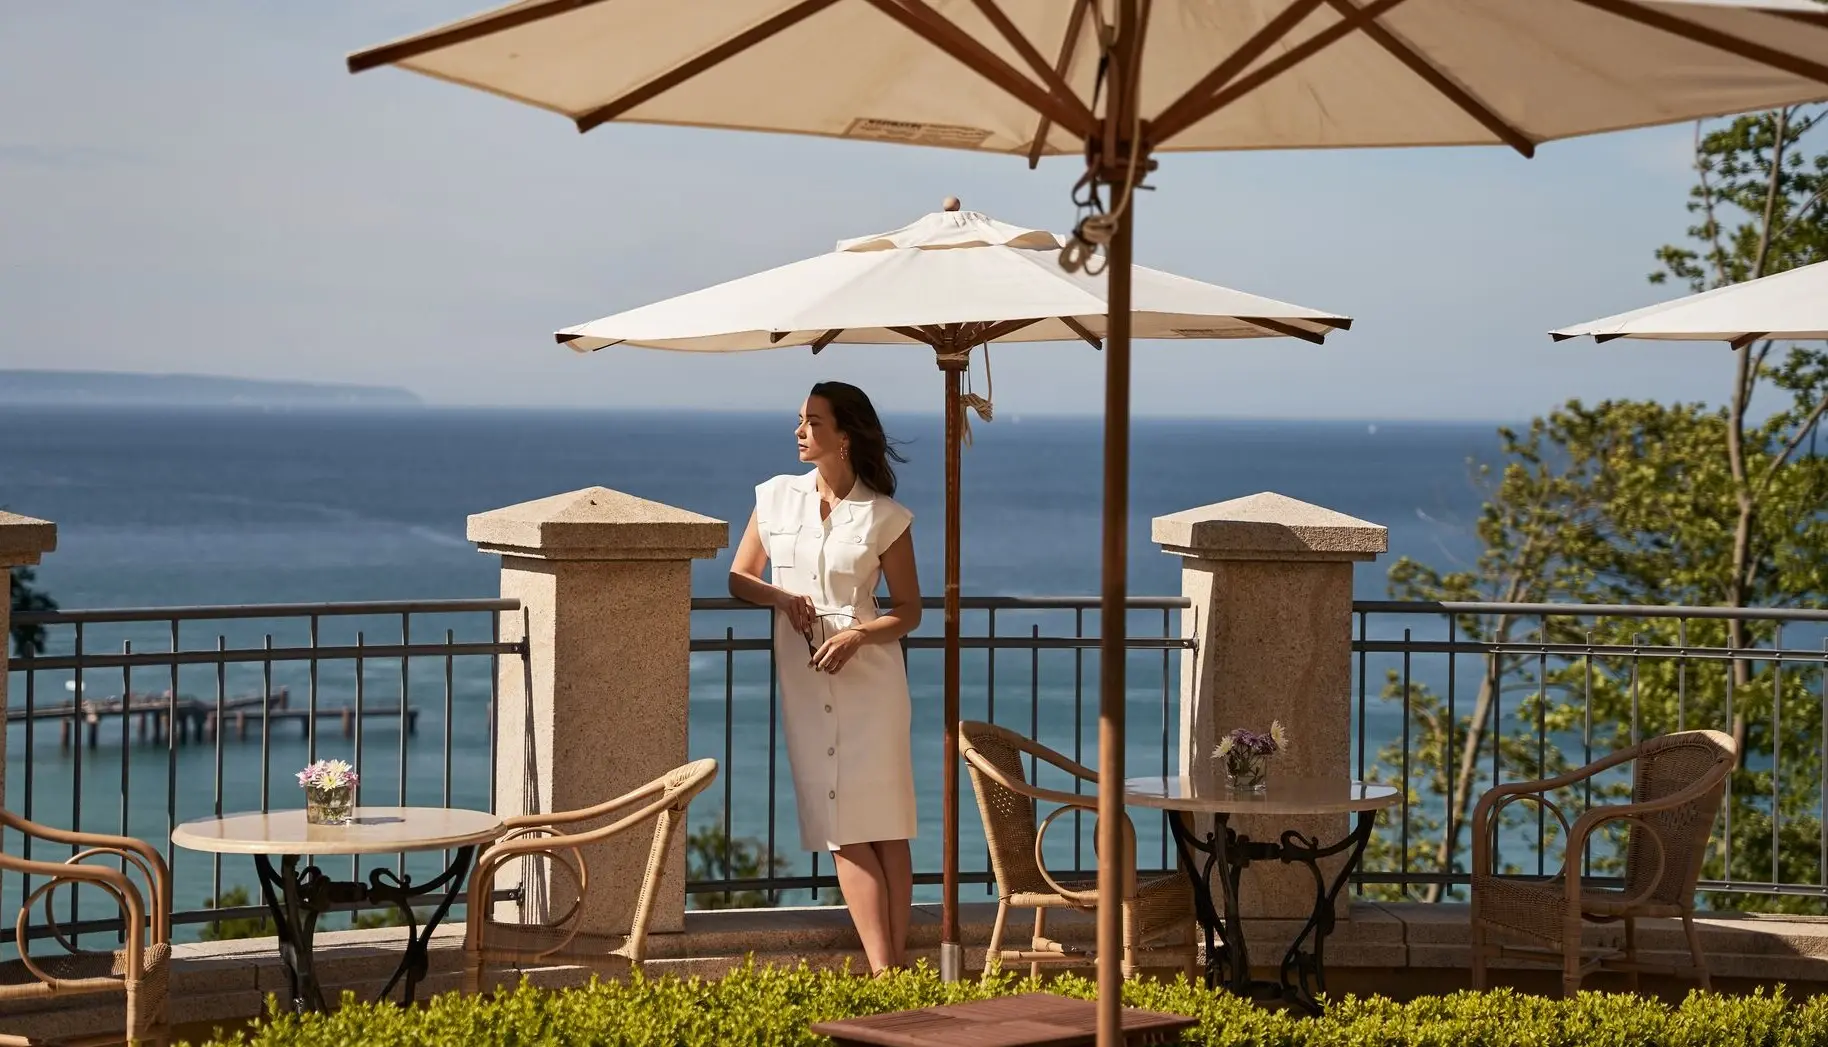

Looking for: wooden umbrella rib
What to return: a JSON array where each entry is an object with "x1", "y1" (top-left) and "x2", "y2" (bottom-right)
[
  {"x1": 1152, "y1": 0, "x2": 1327, "y2": 142},
  {"x1": 1161, "y1": 0, "x2": 1411, "y2": 143},
  {"x1": 576, "y1": 0, "x2": 842, "y2": 131},
  {"x1": 810, "y1": 329, "x2": 844, "y2": 354},
  {"x1": 970, "y1": 0, "x2": 1095, "y2": 131},
  {"x1": 1061, "y1": 316, "x2": 1103, "y2": 350},
  {"x1": 1324, "y1": 0, "x2": 1534, "y2": 157},
  {"x1": 348, "y1": 0, "x2": 611, "y2": 73},
  {"x1": 1574, "y1": 0, "x2": 1828, "y2": 87},
  {"x1": 889, "y1": 325, "x2": 941, "y2": 346},
  {"x1": 977, "y1": 317, "x2": 1044, "y2": 342},
  {"x1": 1027, "y1": 0, "x2": 1093, "y2": 169},
  {"x1": 864, "y1": 0, "x2": 1093, "y2": 136},
  {"x1": 1239, "y1": 316, "x2": 1328, "y2": 344}
]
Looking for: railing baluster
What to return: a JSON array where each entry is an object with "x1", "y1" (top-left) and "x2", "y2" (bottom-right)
[
  {"x1": 167, "y1": 618, "x2": 180, "y2": 879},
  {"x1": 724, "y1": 626, "x2": 736, "y2": 893},
  {"x1": 1774, "y1": 626, "x2": 1784, "y2": 888},
  {"x1": 308, "y1": 614, "x2": 320, "y2": 764},
  {"x1": 1400, "y1": 628, "x2": 1412, "y2": 896},
  {"x1": 1536, "y1": 619, "x2": 1547, "y2": 878},
  {"x1": 212, "y1": 635, "x2": 226, "y2": 910}
]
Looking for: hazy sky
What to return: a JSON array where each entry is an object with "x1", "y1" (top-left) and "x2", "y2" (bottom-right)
[{"x1": 0, "y1": 2, "x2": 1762, "y2": 420}]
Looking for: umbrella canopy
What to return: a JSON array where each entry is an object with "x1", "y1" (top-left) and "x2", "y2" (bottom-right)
[
  {"x1": 348, "y1": 0, "x2": 1828, "y2": 158},
  {"x1": 557, "y1": 206, "x2": 1349, "y2": 352},
  {"x1": 1552, "y1": 258, "x2": 1828, "y2": 346}
]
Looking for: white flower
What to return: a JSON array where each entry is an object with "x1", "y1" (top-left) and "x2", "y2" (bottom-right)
[
  {"x1": 1213, "y1": 736, "x2": 1235, "y2": 761},
  {"x1": 1270, "y1": 721, "x2": 1289, "y2": 753}
]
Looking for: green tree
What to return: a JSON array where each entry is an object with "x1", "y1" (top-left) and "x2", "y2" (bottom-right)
[
  {"x1": 1360, "y1": 106, "x2": 1828, "y2": 912},
  {"x1": 9, "y1": 564, "x2": 55, "y2": 657}
]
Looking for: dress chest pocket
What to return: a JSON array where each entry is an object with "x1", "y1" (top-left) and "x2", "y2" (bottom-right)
[{"x1": 765, "y1": 526, "x2": 800, "y2": 568}]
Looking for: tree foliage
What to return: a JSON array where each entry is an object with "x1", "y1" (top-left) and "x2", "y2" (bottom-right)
[{"x1": 1360, "y1": 107, "x2": 1828, "y2": 913}]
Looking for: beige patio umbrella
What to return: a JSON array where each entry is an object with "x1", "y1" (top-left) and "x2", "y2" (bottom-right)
[
  {"x1": 553, "y1": 198, "x2": 1348, "y2": 959},
  {"x1": 349, "y1": 2, "x2": 1828, "y2": 1035},
  {"x1": 1552, "y1": 257, "x2": 1828, "y2": 346}
]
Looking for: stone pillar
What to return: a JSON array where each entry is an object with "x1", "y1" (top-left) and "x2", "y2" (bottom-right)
[
  {"x1": 1153, "y1": 493, "x2": 1385, "y2": 919},
  {"x1": 0, "y1": 512, "x2": 57, "y2": 800},
  {"x1": 468, "y1": 488, "x2": 725, "y2": 937}
]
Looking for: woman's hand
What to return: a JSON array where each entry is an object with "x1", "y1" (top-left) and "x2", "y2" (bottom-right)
[
  {"x1": 775, "y1": 590, "x2": 816, "y2": 635},
  {"x1": 811, "y1": 627, "x2": 866, "y2": 674}
]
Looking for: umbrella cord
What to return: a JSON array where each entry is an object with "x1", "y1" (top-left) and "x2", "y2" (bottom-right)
[
  {"x1": 1060, "y1": 0, "x2": 1150, "y2": 278},
  {"x1": 958, "y1": 341, "x2": 993, "y2": 447}
]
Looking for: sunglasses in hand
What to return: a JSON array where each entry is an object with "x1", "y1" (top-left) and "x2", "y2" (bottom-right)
[{"x1": 803, "y1": 611, "x2": 861, "y2": 661}]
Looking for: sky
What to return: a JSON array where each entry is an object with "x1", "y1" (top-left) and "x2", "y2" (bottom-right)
[{"x1": 0, "y1": 2, "x2": 1767, "y2": 421}]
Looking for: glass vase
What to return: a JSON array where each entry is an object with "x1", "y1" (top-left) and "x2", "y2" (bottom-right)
[
  {"x1": 1224, "y1": 753, "x2": 1270, "y2": 793},
  {"x1": 305, "y1": 784, "x2": 354, "y2": 825}
]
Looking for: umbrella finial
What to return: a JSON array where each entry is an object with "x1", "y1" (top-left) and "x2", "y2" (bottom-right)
[{"x1": 942, "y1": 196, "x2": 961, "y2": 212}]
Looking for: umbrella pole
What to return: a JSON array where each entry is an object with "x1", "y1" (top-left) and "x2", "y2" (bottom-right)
[
  {"x1": 1097, "y1": 2, "x2": 1141, "y2": 1042},
  {"x1": 939, "y1": 349, "x2": 966, "y2": 981}
]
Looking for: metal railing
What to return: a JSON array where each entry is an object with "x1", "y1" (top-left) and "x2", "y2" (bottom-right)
[
  {"x1": 684, "y1": 595, "x2": 1193, "y2": 905},
  {"x1": 3, "y1": 599, "x2": 525, "y2": 944},
  {"x1": 8, "y1": 593, "x2": 1824, "y2": 944},
  {"x1": 1351, "y1": 600, "x2": 1828, "y2": 906}
]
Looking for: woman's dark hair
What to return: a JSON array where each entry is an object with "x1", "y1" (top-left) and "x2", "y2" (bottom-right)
[{"x1": 811, "y1": 381, "x2": 907, "y2": 497}]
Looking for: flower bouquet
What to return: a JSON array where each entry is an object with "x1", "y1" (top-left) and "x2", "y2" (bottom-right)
[
  {"x1": 297, "y1": 759, "x2": 358, "y2": 825},
  {"x1": 1213, "y1": 721, "x2": 1287, "y2": 793}
]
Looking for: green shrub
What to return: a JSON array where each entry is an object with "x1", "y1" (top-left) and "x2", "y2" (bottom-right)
[{"x1": 185, "y1": 961, "x2": 1828, "y2": 1047}]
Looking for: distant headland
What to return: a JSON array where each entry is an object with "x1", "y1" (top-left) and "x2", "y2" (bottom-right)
[{"x1": 0, "y1": 369, "x2": 423, "y2": 408}]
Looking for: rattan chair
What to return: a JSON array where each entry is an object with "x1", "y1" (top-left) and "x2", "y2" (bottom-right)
[
  {"x1": 959, "y1": 721, "x2": 1197, "y2": 980},
  {"x1": 0, "y1": 809, "x2": 172, "y2": 1046},
  {"x1": 1470, "y1": 729, "x2": 1736, "y2": 996},
  {"x1": 462, "y1": 758, "x2": 718, "y2": 992}
]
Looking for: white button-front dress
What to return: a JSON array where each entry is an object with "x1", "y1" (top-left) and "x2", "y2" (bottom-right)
[{"x1": 756, "y1": 471, "x2": 918, "y2": 852}]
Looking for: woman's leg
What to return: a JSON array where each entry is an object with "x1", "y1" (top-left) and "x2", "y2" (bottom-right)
[
  {"x1": 833, "y1": 843, "x2": 895, "y2": 973},
  {"x1": 874, "y1": 839, "x2": 914, "y2": 968}
]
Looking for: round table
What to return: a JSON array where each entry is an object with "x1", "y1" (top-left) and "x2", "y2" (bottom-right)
[
  {"x1": 172, "y1": 807, "x2": 502, "y2": 1013},
  {"x1": 1123, "y1": 776, "x2": 1398, "y2": 1013}
]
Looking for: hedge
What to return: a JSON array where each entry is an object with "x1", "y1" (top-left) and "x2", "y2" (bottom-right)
[{"x1": 187, "y1": 961, "x2": 1828, "y2": 1047}]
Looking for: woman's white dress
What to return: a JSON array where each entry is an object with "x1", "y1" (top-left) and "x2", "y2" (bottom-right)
[{"x1": 756, "y1": 470, "x2": 918, "y2": 852}]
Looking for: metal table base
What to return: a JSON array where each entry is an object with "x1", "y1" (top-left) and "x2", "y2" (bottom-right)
[
  {"x1": 252, "y1": 847, "x2": 474, "y2": 1013},
  {"x1": 1167, "y1": 810, "x2": 1376, "y2": 1014}
]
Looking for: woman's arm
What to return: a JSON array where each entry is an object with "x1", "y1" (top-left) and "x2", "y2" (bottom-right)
[
  {"x1": 811, "y1": 527, "x2": 920, "y2": 673},
  {"x1": 730, "y1": 510, "x2": 815, "y2": 633}
]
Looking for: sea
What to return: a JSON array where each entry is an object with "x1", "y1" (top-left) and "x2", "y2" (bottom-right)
[{"x1": 0, "y1": 406, "x2": 1501, "y2": 938}]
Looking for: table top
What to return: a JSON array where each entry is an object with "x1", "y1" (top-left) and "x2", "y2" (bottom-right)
[
  {"x1": 1122, "y1": 775, "x2": 1400, "y2": 815},
  {"x1": 810, "y1": 994, "x2": 1196, "y2": 1047},
  {"x1": 170, "y1": 807, "x2": 503, "y2": 856}
]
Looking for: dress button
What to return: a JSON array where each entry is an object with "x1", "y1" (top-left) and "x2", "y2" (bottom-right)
[
  {"x1": 828, "y1": 790, "x2": 837, "y2": 799},
  {"x1": 824, "y1": 704, "x2": 833, "y2": 713},
  {"x1": 828, "y1": 747, "x2": 836, "y2": 756}
]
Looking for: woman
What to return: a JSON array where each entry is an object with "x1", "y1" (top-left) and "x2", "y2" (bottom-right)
[{"x1": 729, "y1": 381, "x2": 921, "y2": 974}]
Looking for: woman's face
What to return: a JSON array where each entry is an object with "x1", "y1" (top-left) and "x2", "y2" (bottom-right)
[{"x1": 796, "y1": 396, "x2": 848, "y2": 464}]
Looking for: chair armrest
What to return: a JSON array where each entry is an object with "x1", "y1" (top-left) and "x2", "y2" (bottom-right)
[
  {"x1": 1033, "y1": 801, "x2": 1136, "y2": 907},
  {"x1": 1472, "y1": 792, "x2": 1575, "y2": 879},
  {"x1": 1563, "y1": 808, "x2": 1669, "y2": 909},
  {"x1": 9, "y1": 855, "x2": 153, "y2": 972},
  {"x1": 962, "y1": 749, "x2": 1096, "y2": 809},
  {"x1": 0, "y1": 810, "x2": 170, "y2": 943}
]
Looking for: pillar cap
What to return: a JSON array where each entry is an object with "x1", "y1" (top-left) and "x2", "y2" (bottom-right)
[
  {"x1": 1153, "y1": 492, "x2": 1386, "y2": 562},
  {"x1": 0, "y1": 511, "x2": 56, "y2": 567},
  {"x1": 468, "y1": 487, "x2": 727, "y2": 561}
]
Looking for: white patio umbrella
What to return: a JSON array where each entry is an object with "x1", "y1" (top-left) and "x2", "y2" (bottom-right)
[
  {"x1": 557, "y1": 200, "x2": 1348, "y2": 951},
  {"x1": 349, "y1": 2, "x2": 1828, "y2": 1035},
  {"x1": 1552, "y1": 258, "x2": 1828, "y2": 347}
]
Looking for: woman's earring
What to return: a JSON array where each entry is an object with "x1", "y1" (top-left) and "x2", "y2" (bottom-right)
[{"x1": 841, "y1": 446, "x2": 849, "y2": 460}]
